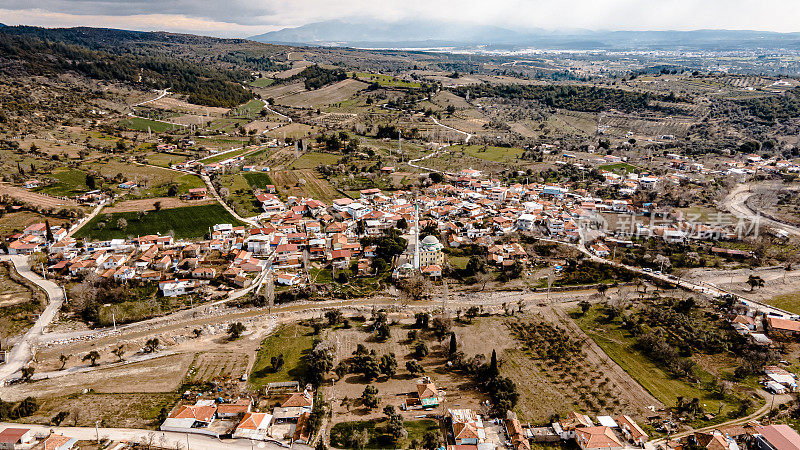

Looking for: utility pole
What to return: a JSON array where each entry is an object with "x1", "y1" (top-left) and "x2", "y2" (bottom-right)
[{"x1": 398, "y1": 129, "x2": 403, "y2": 162}]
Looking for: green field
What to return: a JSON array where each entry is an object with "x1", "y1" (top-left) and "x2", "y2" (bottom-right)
[
  {"x1": 146, "y1": 153, "x2": 189, "y2": 168},
  {"x1": 242, "y1": 172, "x2": 273, "y2": 189},
  {"x1": 331, "y1": 419, "x2": 439, "y2": 449},
  {"x1": 290, "y1": 152, "x2": 341, "y2": 169},
  {"x1": 451, "y1": 144, "x2": 524, "y2": 162},
  {"x1": 766, "y1": 291, "x2": 800, "y2": 315},
  {"x1": 249, "y1": 323, "x2": 315, "y2": 390},
  {"x1": 233, "y1": 99, "x2": 265, "y2": 116},
  {"x1": 598, "y1": 163, "x2": 639, "y2": 174},
  {"x1": 249, "y1": 78, "x2": 275, "y2": 88},
  {"x1": 36, "y1": 169, "x2": 89, "y2": 196},
  {"x1": 118, "y1": 117, "x2": 183, "y2": 133},
  {"x1": 220, "y1": 173, "x2": 262, "y2": 217},
  {"x1": 74, "y1": 204, "x2": 245, "y2": 240},
  {"x1": 349, "y1": 72, "x2": 422, "y2": 89},
  {"x1": 575, "y1": 307, "x2": 752, "y2": 425}
]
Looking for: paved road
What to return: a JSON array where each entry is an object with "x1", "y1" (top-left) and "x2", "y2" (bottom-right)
[
  {"x1": 0, "y1": 422, "x2": 309, "y2": 450},
  {"x1": 66, "y1": 203, "x2": 105, "y2": 238},
  {"x1": 200, "y1": 173, "x2": 261, "y2": 227},
  {"x1": 722, "y1": 183, "x2": 800, "y2": 237},
  {"x1": 0, "y1": 256, "x2": 65, "y2": 384},
  {"x1": 648, "y1": 391, "x2": 793, "y2": 448},
  {"x1": 407, "y1": 148, "x2": 451, "y2": 174}
]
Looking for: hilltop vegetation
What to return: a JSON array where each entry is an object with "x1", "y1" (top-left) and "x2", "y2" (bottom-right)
[
  {"x1": 453, "y1": 84, "x2": 683, "y2": 113},
  {"x1": 0, "y1": 33, "x2": 252, "y2": 107},
  {"x1": 285, "y1": 65, "x2": 348, "y2": 90}
]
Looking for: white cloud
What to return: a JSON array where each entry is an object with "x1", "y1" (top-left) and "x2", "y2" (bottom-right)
[{"x1": 2, "y1": 0, "x2": 800, "y2": 37}]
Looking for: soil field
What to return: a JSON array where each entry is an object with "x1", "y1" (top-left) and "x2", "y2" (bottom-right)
[
  {"x1": 245, "y1": 120, "x2": 284, "y2": 133},
  {"x1": 509, "y1": 308, "x2": 663, "y2": 423},
  {"x1": 3, "y1": 353, "x2": 194, "y2": 401},
  {"x1": 327, "y1": 321, "x2": 487, "y2": 424},
  {"x1": 262, "y1": 123, "x2": 318, "y2": 140},
  {"x1": 269, "y1": 169, "x2": 342, "y2": 202},
  {"x1": 257, "y1": 81, "x2": 307, "y2": 99},
  {"x1": 0, "y1": 262, "x2": 44, "y2": 339},
  {"x1": 24, "y1": 392, "x2": 180, "y2": 429},
  {"x1": 145, "y1": 96, "x2": 229, "y2": 116},
  {"x1": 0, "y1": 183, "x2": 79, "y2": 208},
  {"x1": 0, "y1": 211, "x2": 72, "y2": 235},
  {"x1": 277, "y1": 79, "x2": 368, "y2": 108},
  {"x1": 187, "y1": 352, "x2": 249, "y2": 383},
  {"x1": 170, "y1": 114, "x2": 214, "y2": 126},
  {"x1": 105, "y1": 197, "x2": 216, "y2": 213}
]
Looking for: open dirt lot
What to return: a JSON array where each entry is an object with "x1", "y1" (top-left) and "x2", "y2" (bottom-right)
[
  {"x1": 27, "y1": 392, "x2": 179, "y2": 429},
  {"x1": 105, "y1": 197, "x2": 216, "y2": 213},
  {"x1": 4, "y1": 353, "x2": 194, "y2": 401},
  {"x1": 245, "y1": 120, "x2": 286, "y2": 134},
  {"x1": 187, "y1": 352, "x2": 249, "y2": 383},
  {"x1": 263, "y1": 123, "x2": 318, "y2": 140},
  {"x1": 0, "y1": 183, "x2": 79, "y2": 208},
  {"x1": 145, "y1": 97, "x2": 229, "y2": 116},
  {"x1": 0, "y1": 264, "x2": 35, "y2": 308},
  {"x1": 326, "y1": 320, "x2": 487, "y2": 424},
  {"x1": 269, "y1": 169, "x2": 342, "y2": 202},
  {"x1": 170, "y1": 114, "x2": 215, "y2": 126},
  {"x1": 257, "y1": 81, "x2": 307, "y2": 100},
  {"x1": 277, "y1": 79, "x2": 368, "y2": 108}
]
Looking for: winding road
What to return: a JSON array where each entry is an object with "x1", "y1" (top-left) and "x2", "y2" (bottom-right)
[
  {"x1": 722, "y1": 183, "x2": 800, "y2": 237},
  {"x1": 0, "y1": 256, "x2": 65, "y2": 384},
  {"x1": 431, "y1": 116, "x2": 472, "y2": 143}
]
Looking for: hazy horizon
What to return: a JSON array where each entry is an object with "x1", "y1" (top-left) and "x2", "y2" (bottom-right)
[{"x1": 2, "y1": 0, "x2": 800, "y2": 39}]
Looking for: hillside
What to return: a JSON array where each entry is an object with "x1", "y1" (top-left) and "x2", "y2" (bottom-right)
[{"x1": 0, "y1": 32, "x2": 253, "y2": 108}]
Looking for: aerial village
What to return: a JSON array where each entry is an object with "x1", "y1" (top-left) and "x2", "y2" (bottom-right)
[{"x1": 4, "y1": 140, "x2": 800, "y2": 450}]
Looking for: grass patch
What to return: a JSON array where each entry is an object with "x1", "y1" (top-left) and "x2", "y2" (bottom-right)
[
  {"x1": 290, "y1": 152, "x2": 341, "y2": 169},
  {"x1": 350, "y1": 72, "x2": 422, "y2": 89},
  {"x1": 766, "y1": 291, "x2": 800, "y2": 315},
  {"x1": 249, "y1": 323, "x2": 315, "y2": 390},
  {"x1": 118, "y1": 117, "x2": 181, "y2": 133},
  {"x1": 450, "y1": 144, "x2": 524, "y2": 162},
  {"x1": 220, "y1": 173, "x2": 262, "y2": 217},
  {"x1": 35, "y1": 169, "x2": 89, "y2": 196},
  {"x1": 74, "y1": 204, "x2": 245, "y2": 240},
  {"x1": 93, "y1": 284, "x2": 201, "y2": 327},
  {"x1": 330, "y1": 419, "x2": 438, "y2": 449},
  {"x1": 575, "y1": 306, "x2": 751, "y2": 426},
  {"x1": 242, "y1": 172, "x2": 273, "y2": 189},
  {"x1": 598, "y1": 163, "x2": 639, "y2": 174},
  {"x1": 146, "y1": 153, "x2": 189, "y2": 168},
  {"x1": 250, "y1": 78, "x2": 275, "y2": 88},
  {"x1": 449, "y1": 256, "x2": 469, "y2": 270},
  {"x1": 25, "y1": 393, "x2": 180, "y2": 429},
  {"x1": 232, "y1": 99, "x2": 265, "y2": 116}
]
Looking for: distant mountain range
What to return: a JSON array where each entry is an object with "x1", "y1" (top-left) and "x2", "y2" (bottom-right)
[{"x1": 250, "y1": 20, "x2": 800, "y2": 51}]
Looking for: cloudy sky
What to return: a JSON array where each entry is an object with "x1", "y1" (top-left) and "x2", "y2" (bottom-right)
[{"x1": 1, "y1": 0, "x2": 799, "y2": 38}]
